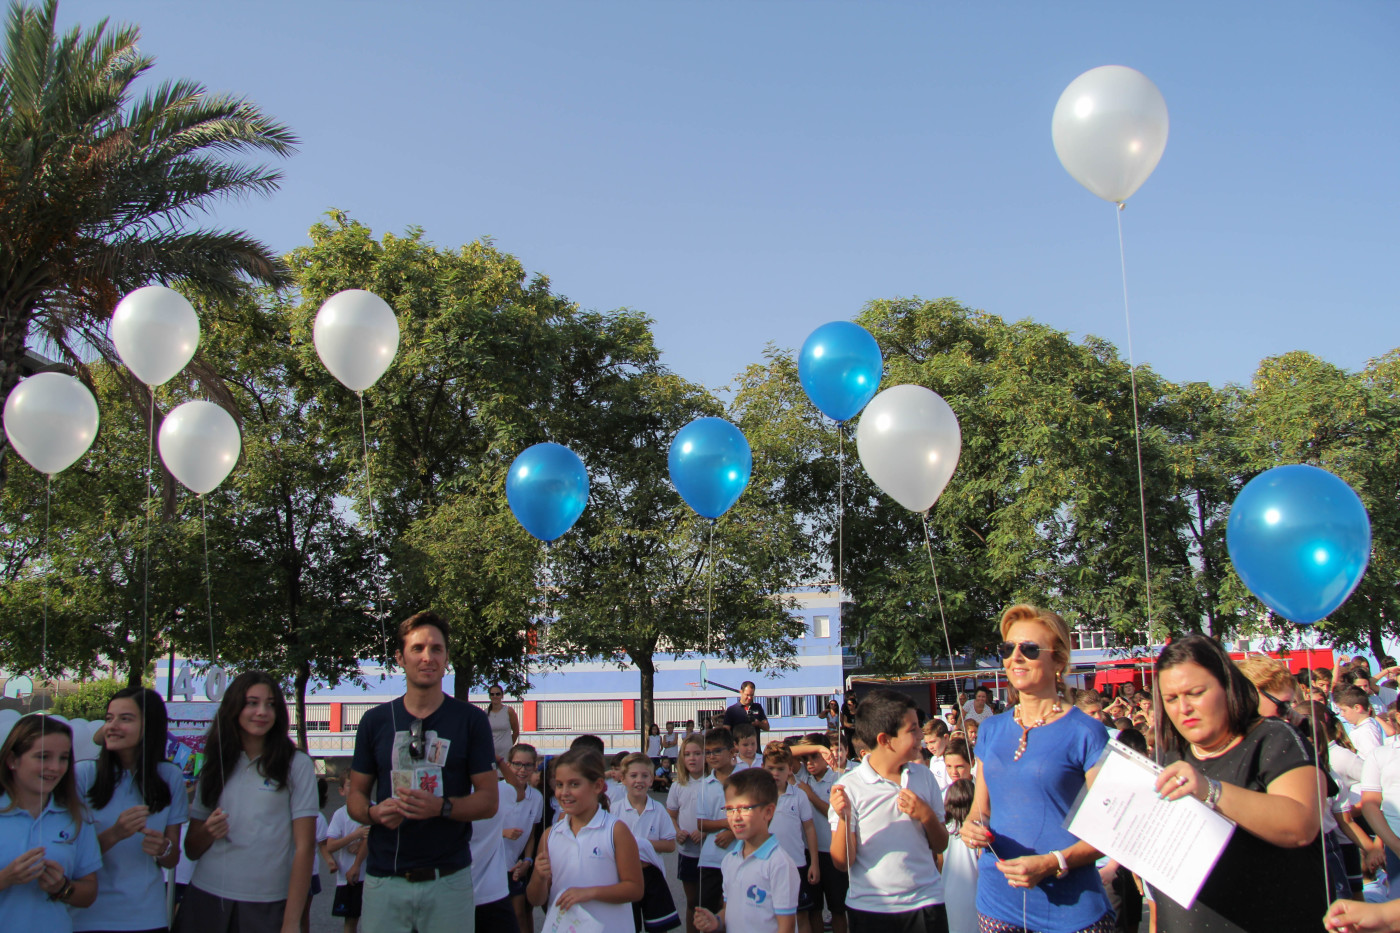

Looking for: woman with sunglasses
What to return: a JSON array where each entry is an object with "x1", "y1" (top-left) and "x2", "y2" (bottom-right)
[
  {"x1": 176, "y1": 670, "x2": 319, "y2": 933},
  {"x1": 960, "y1": 605, "x2": 1115, "y2": 933},
  {"x1": 484, "y1": 685, "x2": 520, "y2": 764},
  {"x1": 1150, "y1": 635, "x2": 1329, "y2": 932}
]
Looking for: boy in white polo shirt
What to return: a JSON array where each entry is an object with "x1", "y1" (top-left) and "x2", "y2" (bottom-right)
[
  {"x1": 793, "y1": 733, "x2": 848, "y2": 933},
  {"x1": 697, "y1": 727, "x2": 739, "y2": 916},
  {"x1": 763, "y1": 742, "x2": 820, "y2": 933},
  {"x1": 829, "y1": 689, "x2": 949, "y2": 933},
  {"x1": 694, "y1": 768, "x2": 798, "y2": 933}
]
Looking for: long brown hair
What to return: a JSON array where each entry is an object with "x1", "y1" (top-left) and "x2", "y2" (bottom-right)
[
  {"x1": 90, "y1": 687, "x2": 173, "y2": 813},
  {"x1": 1, "y1": 714, "x2": 84, "y2": 825},
  {"x1": 200, "y1": 671, "x2": 297, "y2": 810}
]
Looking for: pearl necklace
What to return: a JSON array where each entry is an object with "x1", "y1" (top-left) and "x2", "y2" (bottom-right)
[{"x1": 1012, "y1": 700, "x2": 1063, "y2": 761}]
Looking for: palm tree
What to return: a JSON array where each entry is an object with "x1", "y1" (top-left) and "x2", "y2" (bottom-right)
[{"x1": 0, "y1": 0, "x2": 297, "y2": 464}]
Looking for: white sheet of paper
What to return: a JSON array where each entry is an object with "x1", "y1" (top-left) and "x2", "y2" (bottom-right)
[
  {"x1": 542, "y1": 903, "x2": 604, "y2": 933},
  {"x1": 1065, "y1": 739, "x2": 1235, "y2": 909}
]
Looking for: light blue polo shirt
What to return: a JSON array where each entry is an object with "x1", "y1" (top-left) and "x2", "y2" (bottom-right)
[
  {"x1": 719, "y1": 834, "x2": 798, "y2": 933},
  {"x1": 71, "y1": 760, "x2": 188, "y2": 931},
  {"x1": 697, "y1": 773, "x2": 729, "y2": 868},
  {"x1": 0, "y1": 793, "x2": 102, "y2": 932}
]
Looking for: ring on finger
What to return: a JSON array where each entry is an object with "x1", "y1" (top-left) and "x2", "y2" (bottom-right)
[{"x1": 1176, "y1": 774, "x2": 1187, "y2": 787}]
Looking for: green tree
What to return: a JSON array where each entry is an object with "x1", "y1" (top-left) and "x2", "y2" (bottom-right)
[
  {"x1": 0, "y1": 0, "x2": 295, "y2": 475},
  {"x1": 546, "y1": 368, "x2": 813, "y2": 743}
]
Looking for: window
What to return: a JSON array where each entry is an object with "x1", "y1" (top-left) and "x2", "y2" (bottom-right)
[{"x1": 813, "y1": 615, "x2": 830, "y2": 638}]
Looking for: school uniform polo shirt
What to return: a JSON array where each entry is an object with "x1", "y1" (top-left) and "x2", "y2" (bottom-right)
[
  {"x1": 189, "y1": 751, "x2": 320, "y2": 902},
  {"x1": 732, "y1": 753, "x2": 764, "y2": 774},
  {"x1": 617, "y1": 795, "x2": 677, "y2": 873},
  {"x1": 829, "y1": 759, "x2": 945, "y2": 912},
  {"x1": 1361, "y1": 743, "x2": 1400, "y2": 832},
  {"x1": 798, "y1": 767, "x2": 840, "y2": 852},
  {"x1": 697, "y1": 773, "x2": 730, "y2": 868},
  {"x1": 769, "y1": 782, "x2": 815, "y2": 867},
  {"x1": 719, "y1": 834, "x2": 798, "y2": 933},
  {"x1": 0, "y1": 794, "x2": 102, "y2": 929}
]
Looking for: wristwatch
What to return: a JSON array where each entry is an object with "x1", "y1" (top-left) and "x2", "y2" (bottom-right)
[
  {"x1": 48, "y1": 876, "x2": 75, "y2": 902},
  {"x1": 440, "y1": 797, "x2": 454, "y2": 819}
]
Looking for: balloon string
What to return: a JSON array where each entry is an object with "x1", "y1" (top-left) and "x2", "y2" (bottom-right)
[
  {"x1": 142, "y1": 387, "x2": 155, "y2": 687},
  {"x1": 1116, "y1": 204, "x2": 1154, "y2": 635},
  {"x1": 201, "y1": 495, "x2": 223, "y2": 806},
  {"x1": 921, "y1": 512, "x2": 955, "y2": 676},
  {"x1": 41, "y1": 474, "x2": 50, "y2": 750},
  {"x1": 358, "y1": 392, "x2": 389, "y2": 662},
  {"x1": 837, "y1": 421, "x2": 844, "y2": 596},
  {"x1": 706, "y1": 521, "x2": 716, "y2": 655}
]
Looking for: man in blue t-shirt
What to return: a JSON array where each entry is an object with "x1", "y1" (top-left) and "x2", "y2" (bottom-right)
[{"x1": 349, "y1": 611, "x2": 499, "y2": 933}]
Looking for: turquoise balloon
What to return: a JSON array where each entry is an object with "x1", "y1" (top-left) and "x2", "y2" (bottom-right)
[
  {"x1": 668, "y1": 418, "x2": 752, "y2": 520},
  {"x1": 1226, "y1": 464, "x2": 1370, "y2": 625},
  {"x1": 506, "y1": 442, "x2": 590, "y2": 542},
  {"x1": 798, "y1": 321, "x2": 882, "y2": 422}
]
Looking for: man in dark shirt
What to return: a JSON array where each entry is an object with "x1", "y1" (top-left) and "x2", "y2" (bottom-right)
[
  {"x1": 721, "y1": 681, "x2": 770, "y2": 736},
  {"x1": 348, "y1": 611, "x2": 498, "y2": 933}
]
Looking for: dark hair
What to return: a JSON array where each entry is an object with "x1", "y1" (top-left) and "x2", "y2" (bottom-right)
[
  {"x1": 1289, "y1": 700, "x2": 1337, "y2": 761},
  {"x1": 740, "y1": 681, "x2": 757, "y2": 692},
  {"x1": 732, "y1": 722, "x2": 757, "y2": 742},
  {"x1": 1114, "y1": 717, "x2": 1134, "y2": 731},
  {"x1": 854, "y1": 688, "x2": 914, "y2": 749},
  {"x1": 1314, "y1": 667, "x2": 1332, "y2": 681},
  {"x1": 726, "y1": 766, "x2": 778, "y2": 807},
  {"x1": 508, "y1": 743, "x2": 539, "y2": 763},
  {"x1": 397, "y1": 610, "x2": 449, "y2": 655},
  {"x1": 553, "y1": 747, "x2": 610, "y2": 811},
  {"x1": 200, "y1": 671, "x2": 296, "y2": 810},
  {"x1": 90, "y1": 686, "x2": 172, "y2": 813},
  {"x1": 1115, "y1": 727, "x2": 1148, "y2": 756},
  {"x1": 316, "y1": 776, "x2": 329, "y2": 809},
  {"x1": 802, "y1": 732, "x2": 831, "y2": 749},
  {"x1": 922, "y1": 718, "x2": 950, "y2": 739},
  {"x1": 944, "y1": 778, "x2": 975, "y2": 830},
  {"x1": 1153, "y1": 634, "x2": 1260, "y2": 759},
  {"x1": 944, "y1": 736, "x2": 974, "y2": 765},
  {"x1": 705, "y1": 727, "x2": 736, "y2": 751},
  {"x1": 1350, "y1": 657, "x2": 1373, "y2": 674},
  {"x1": 570, "y1": 734, "x2": 606, "y2": 755},
  {"x1": 1333, "y1": 684, "x2": 1370, "y2": 711},
  {"x1": 1338, "y1": 668, "x2": 1364, "y2": 687},
  {"x1": 0, "y1": 715, "x2": 83, "y2": 825}
]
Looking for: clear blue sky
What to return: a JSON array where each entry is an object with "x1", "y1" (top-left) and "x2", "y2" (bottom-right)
[{"x1": 61, "y1": 1, "x2": 1399, "y2": 394}]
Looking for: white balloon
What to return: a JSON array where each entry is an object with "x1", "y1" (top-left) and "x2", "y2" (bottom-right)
[
  {"x1": 158, "y1": 400, "x2": 242, "y2": 495},
  {"x1": 0, "y1": 708, "x2": 18, "y2": 746},
  {"x1": 313, "y1": 289, "x2": 400, "y2": 392},
  {"x1": 111, "y1": 286, "x2": 200, "y2": 386},
  {"x1": 856, "y1": 384, "x2": 962, "y2": 513},
  {"x1": 1052, "y1": 65, "x2": 1169, "y2": 203},
  {"x1": 70, "y1": 719, "x2": 101, "y2": 760},
  {"x1": 3, "y1": 372, "x2": 100, "y2": 475}
]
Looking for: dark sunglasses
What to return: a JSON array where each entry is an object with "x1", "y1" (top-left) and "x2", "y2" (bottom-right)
[
  {"x1": 409, "y1": 718, "x2": 425, "y2": 760},
  {"x1": 998, "y1": 641, "x2": 1043, "y2": 660},
  {"x1": 1260, "y1": 690, "x2": 1291, "y2": 717}
]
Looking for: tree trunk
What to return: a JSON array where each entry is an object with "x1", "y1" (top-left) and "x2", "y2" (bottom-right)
[
  {"x1": 454, "y1": 648, "x2": 475, "y2": 702},
  {"x1": 1369, "y1": 619, "x2": 1386, "y2": 668},
  {"x1": 637, "y1": 653, "x2": 655, "y2": 749},
  {"x1": 295, "y1": 660, "x2": 310, "y2": 752},
  {"x1": 0, "y1": 304, "x2": 31, "y2": 487}
]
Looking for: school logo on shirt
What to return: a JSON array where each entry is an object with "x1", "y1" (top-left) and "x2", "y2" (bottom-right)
[
  {"x1": 591, "y1": 846, "x2": 603, "y2": 857},
  {"x1": 747, "y1": 884, "x2": 768, "y2": 906},
  {"x1": 56, "y1": 827, "x2": 74, "y2": 843}
]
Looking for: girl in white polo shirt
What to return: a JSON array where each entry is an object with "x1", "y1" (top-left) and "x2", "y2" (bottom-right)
[
  {"x1": 175, "y1": 671, "x2": 319, "y2": 933},
  {"x1": 528, "y1": 748, "x2": 644, "y2": 932}
]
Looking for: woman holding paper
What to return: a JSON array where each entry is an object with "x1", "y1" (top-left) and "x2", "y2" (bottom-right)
[
  {"x1": 1152, "y1": 634, "x2": 1328, "y2": 932},
  {"x1": 959, "y1": 604, "x2": 1115, "y2": 933}
]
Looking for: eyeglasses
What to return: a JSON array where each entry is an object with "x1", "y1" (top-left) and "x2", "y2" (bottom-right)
[
  {"x1": 409, "y1": 719, "x2": 425, "y2": 760},
  {"x1": 723, "y1": 804, "x2": 764, "y2": 814},
  {"x1": 509, "y1": 760, "x2": 534, "y2": 769},
  {"x1": 998, "y1": 641, "x2": 1043, "y2": 660},
  {"x1": 1260, "y1": 690, "x2": 1292, "y2": 717}
]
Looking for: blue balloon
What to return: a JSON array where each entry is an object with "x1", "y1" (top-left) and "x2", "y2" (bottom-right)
[
  {"x1": 668, "y1": 418, "x2": 752, "y2": 520},
  {"x1": 798, "y1": 321, "x2": 883, "y2": 422},
  {"x1": 1226, "y1": 464, "x2": 1371, "y2": 625},
  {"x1": 506, "y1": 442, "x2": 590, "y2": 542}
]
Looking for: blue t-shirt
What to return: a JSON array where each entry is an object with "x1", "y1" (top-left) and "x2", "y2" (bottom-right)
[
  {"x1": 351, "y1": 695, "x2": 495, "y2": 876},
  {"x1": 0, "y1": 794, "x2": 102, "y2": 933},
  {"x1": 975, "y1": 707, "x2": 1112, "y2": 933},
  {"x1": 72, "y1": 760, "x2": 189, "y2": 931}
]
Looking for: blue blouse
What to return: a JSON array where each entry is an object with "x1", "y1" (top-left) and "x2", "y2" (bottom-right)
[
  {"x1": 975, "y1": 706, "x2": 1112, "y2": 933},
  {"x1": 0, "y1": 794, "x2": 102, "y2": 933}
]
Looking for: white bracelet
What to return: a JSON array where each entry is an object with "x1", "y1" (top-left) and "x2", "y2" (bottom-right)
[
  {"x1": 159, "y1": 837, "x2": 173, "y2": 859},
  {"x1": 1052, "y1": 849, "x2": 1069, "y2": 878}
]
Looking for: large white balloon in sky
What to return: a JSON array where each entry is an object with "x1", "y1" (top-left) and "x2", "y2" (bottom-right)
[
  {"x1": 158, "y1": 400, "x2": 242, "y2": 495},
  {"x1": 3, "y1": 372, "x2": 100, "y2": 475},
  {"x1": 313, "y1": 289, "x2": 400, "y2": 392},
  {"x1": 111, "y1": 286, "x2": 201, "y2": 387},
  {"x1": 1052, "y1": 65, "x2": 1169, "y2": 204},
  {"x1": 856, "y1": 385, "x2": 962, "y2": 513}
]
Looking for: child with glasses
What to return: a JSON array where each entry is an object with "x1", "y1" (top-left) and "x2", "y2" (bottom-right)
[
  {"x1": 694, "y1": 768, "x2": 799, "y2": 933},
  {"x1": 696, "y1": 728, "x2": 739, "y2": 917},
  {"x1": 502, "y1": 744, "x2": 544, "y2": 933}
]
